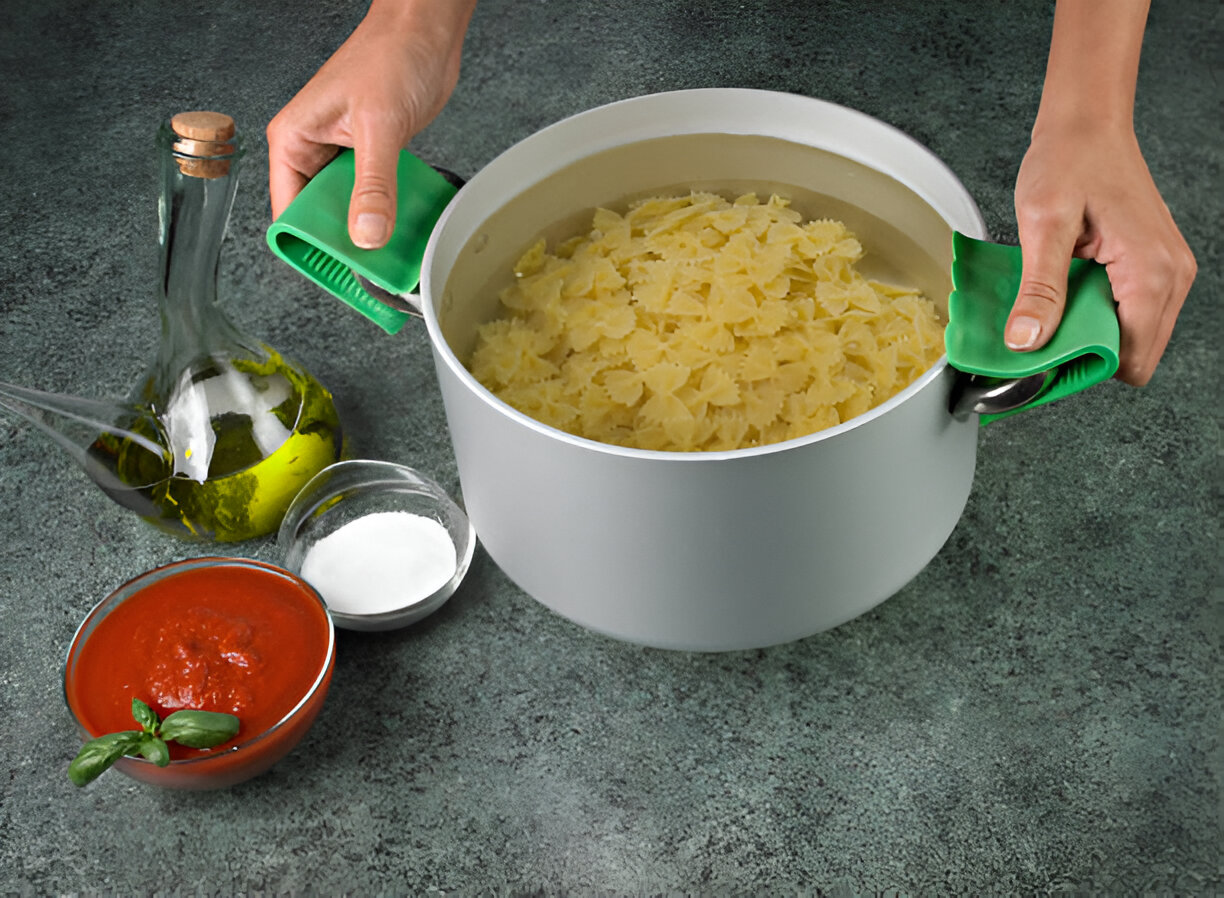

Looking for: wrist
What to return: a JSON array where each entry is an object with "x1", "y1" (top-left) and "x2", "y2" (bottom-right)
[
  {"x1": 1031, "y1": 100, "x2": 1136, "y2": 142},
  {"x1": 365, "y1": 0, "x2": 477, "y2": 39}
]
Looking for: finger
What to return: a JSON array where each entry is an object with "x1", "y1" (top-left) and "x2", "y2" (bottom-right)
[
  {"x1": 1007, "y1": 214, "x2": 1080, "y2": 352},
  {"x1": 1117, "y1": 303, "x2": 1175, "y2": 388},
  {"x1": 266, "y1": 114, "x2": 340, "y2": 220},
  {"x1": 269, "y1": 162, "x2": 309, "y2": 222},
  {"x1": 1111, "y1": 243, "x2": 1195, "y2": 386},
  {"x1": 1113, "y1": 273, "x2": 1165, "y2": 387},
  {"x1": 347, "y1": 115, "x2": 401, "y2": 249}
]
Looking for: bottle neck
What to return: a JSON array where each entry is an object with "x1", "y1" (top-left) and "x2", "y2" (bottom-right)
[{"x1": 154, "y1": 122, "x2": 248, "y2": 371}]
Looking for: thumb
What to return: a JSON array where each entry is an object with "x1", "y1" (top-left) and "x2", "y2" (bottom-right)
[
  {"x1": 347, "y1": 123, "x2": 400, "y2": 250},
  {"x1": 1006, "y1": 222, "x2": 1077, "y2": 352}
]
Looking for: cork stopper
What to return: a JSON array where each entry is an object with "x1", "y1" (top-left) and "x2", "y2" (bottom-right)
[
  {"x1": 171, "y1": 110, "x2": 235, "y2": 141},
  {"x1": 170, "y1": 111, "x2": 237, "y2": 179}
]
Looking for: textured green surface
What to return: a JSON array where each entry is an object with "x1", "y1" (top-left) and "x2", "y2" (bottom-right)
[{"x1": 0, "y1": 0, "x2": 1219, "y2": 893}]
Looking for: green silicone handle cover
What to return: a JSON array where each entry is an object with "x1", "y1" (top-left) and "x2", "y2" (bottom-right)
[
  {"x1": 265, "y1": 149, "x2": 458, "y2": 335},
  {"x1": 945, "y1": 232, "x2": 1120, "y2": 422}
]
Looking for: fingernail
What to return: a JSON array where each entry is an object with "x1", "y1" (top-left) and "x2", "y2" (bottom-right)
[
  {"x1": 1005, "y1": 315, "x2": 1042, "y2": 350},
  {"x1": 352, "y1": 213, "x2": 388, "y2": 249}
]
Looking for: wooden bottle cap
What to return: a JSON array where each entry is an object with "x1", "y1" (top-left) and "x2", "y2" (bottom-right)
[
  {"x1": 171, "y1": 111, "x2": 235, "y2": 142},
  {"x1": 170, "y1": 111, "x2": 236, "y2": 179}
]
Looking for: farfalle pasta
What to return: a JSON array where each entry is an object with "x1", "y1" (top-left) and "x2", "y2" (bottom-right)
[{"x1": 468, "y1": 192, "x2": 944, "y2": 452}]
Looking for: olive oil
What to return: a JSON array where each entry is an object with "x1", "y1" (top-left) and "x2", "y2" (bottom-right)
[{"x1": 90, "y1": 354, "x2": 342, "y2": 541}]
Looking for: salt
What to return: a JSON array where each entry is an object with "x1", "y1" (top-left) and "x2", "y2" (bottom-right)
[{"x1": 299, "y1": 511, "x2": 458, "y2": 616}]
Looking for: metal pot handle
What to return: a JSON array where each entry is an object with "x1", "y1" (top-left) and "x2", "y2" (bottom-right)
[{"x1": 949, "y1": 369, "x2": 1056, "y2": 421}]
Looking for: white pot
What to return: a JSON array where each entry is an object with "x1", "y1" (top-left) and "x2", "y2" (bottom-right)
[{"x1": 419, "y1": 88, "x2": 987, "y2": 650}]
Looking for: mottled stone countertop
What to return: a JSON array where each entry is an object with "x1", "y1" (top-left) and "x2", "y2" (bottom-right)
[{"x1": 1, "y1": 1, "x2": 1219, "y2": 893}]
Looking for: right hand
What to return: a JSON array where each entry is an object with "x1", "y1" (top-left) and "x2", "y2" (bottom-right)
[
  {"x1": 266, "y1": 0, "x2": 475, "y2": 248},
  {"x1": 1007, "y1": 119, "x2": 1195, "y2": 387}
]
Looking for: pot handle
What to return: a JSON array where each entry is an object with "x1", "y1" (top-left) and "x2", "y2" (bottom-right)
[
  {"x1": 948, "y1": 347, "x2": 1121, "y2": 425},
  {"x1": 949, "y1": 369, "x2": 1056, "y2": 422},
  {"x1": 265, "y1": 150, "x2": 463, "y2": 335}
]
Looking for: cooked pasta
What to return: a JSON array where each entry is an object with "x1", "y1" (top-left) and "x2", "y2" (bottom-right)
[{"x1": 468, "y1": 192, "x2": 944, "y2": 452}]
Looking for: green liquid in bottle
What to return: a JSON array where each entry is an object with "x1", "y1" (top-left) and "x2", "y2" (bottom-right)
[{"x1": 91, "y1": 353, "x2": 343, "y2": 542}]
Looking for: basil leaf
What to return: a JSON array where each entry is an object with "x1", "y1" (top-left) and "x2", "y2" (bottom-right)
[
  {"x1": 131, "y1": 698, "x2": 159, "y2": 734},
  {"x1": 68, "y1": 731, "x2": 143, "y2": 787},
  {"x1": 137, "y1": 734, "x2": 171, "y2": 767},
  {"x1": 159, "y1": 710, "x2": 239, "y2": 749}
]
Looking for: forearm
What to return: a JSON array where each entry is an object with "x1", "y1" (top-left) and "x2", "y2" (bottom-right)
[{"x1": 1035, "y1": 0, "x2": 1150, "y2": 134}]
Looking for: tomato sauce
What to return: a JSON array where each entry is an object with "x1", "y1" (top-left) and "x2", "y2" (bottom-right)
[{"x1": 65, "y1": 559, "x2": 333, "y2": 771}]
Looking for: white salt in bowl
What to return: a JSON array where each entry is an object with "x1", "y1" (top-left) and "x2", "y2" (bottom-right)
[{"x1": 278, "y1": 460, "x2": 476, "y2": 631}]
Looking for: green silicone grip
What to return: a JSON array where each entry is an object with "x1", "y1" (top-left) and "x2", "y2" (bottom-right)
[
  {"x1": 945, "y1": 232, "x2": 1120, "y2": 423},
  {"x1": 265, "y1": 150, "x2": 458, "y2": 335}
]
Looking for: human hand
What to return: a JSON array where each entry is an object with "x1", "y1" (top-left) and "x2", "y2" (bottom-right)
[
  {"x1": 1007, "y1": 121, "x2": 1195, "y2": 386},
  {"x1": 1005, "y1": 0, "x2": 1195, "y2": 387},
  {"x1": 266, "y1": 0, "x2": 475, "y2": 248}
]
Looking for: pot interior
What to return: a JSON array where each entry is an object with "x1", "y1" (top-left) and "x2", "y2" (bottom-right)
[{"x1": 435, "y1": 132, "x2": 956, "y2": 365}]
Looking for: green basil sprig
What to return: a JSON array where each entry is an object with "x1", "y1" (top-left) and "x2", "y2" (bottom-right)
[{"x1": 68, "y1": 698, "x2": 239, "y2": 787}]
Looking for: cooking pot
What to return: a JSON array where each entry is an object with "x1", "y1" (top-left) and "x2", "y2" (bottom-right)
[{"x1": 278, "y1": 88, "x2": 993, "y2": 651}]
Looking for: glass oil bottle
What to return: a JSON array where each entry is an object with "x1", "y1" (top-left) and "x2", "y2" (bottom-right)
[
  {"x1": 0, "y1": 111, "x2": 345, "y2": 542},
  {"x1": 117, "y1": 110, "x2": 345, "y2": 540}
]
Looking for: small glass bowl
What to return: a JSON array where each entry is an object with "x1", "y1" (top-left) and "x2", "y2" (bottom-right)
[
  {"x1": 277, "y1": 460, "x2": 476, "y2": 631},
  {"x1": 63, "y1": 557, "x2": 335, "y2": 790}
]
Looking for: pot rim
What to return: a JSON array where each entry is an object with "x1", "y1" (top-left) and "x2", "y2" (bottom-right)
[{"x1": 420, "y1": 87, "x2": 988, "y2": 461}]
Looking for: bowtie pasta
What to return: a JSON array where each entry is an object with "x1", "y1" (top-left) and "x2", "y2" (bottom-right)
[{"x1": 468, "y1": 192, "x2": 944, "y2": 452}]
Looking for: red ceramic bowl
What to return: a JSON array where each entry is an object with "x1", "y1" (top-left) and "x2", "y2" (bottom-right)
[{"x1": 64, "y1": 557, "x2": 335, "y2": 790}]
